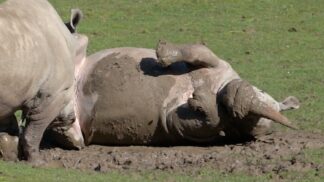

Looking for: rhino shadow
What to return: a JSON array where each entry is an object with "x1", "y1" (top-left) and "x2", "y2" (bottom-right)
[{"x1": 140, "y1": 58, "x2": 197, "y2": 77}]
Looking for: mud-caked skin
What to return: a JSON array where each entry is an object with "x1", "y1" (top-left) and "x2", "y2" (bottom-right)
[
  {"x1": 0, "y1": 0, "x2": 87, "y2": 163},
  {"x1": 69, "y1": 41, "x2": 300, "y2": 146}
]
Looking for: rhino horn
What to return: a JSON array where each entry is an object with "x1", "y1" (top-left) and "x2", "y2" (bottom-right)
[{"x1": 249, "y1": 97, "x2": 298, "y2": 130}]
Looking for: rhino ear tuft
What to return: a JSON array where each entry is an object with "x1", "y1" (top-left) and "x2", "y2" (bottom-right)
[{"x1": 66, "y1": 9, "x2": 83, "y2": 33}]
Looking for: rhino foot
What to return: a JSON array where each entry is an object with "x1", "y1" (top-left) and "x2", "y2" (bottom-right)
[
  {"x1": 156, "y1": 40, "x2": 183, "y2": 67},
  {"x1": 279, "y1": 96, "x2": 300, "y2": 111},
  {"x1": 188, "y1": 88, "x2": 219, "y2": 126}
]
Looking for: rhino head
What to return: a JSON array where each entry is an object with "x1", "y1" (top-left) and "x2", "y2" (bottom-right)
[{"x1": 218, "y1": 79, "x2": 298, "y2": 140}]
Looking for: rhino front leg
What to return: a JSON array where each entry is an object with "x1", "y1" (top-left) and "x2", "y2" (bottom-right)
[
  {"x1": 156, "y1": 40, "x2": 219, "y2": 68},
  {"x1": 21, "y1": 93, "x2": 67, "y2": 164},
  {"x1": 188, "y1": 87, "x2": 220, "y2": 127}
]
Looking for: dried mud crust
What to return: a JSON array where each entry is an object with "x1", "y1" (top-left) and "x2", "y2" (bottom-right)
[{"x1": 39, "y1": 131, "x2": 324, "y2": 175}]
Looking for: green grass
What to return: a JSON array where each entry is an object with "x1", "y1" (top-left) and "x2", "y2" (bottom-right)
[
  {"x1": 1, "y1": 0, "x2": 324, "y2": 181},
  {"x1": 0, "y1": 161, "x2": 274, "y2": 182},
  {"x1": 0, "y1": 160, "x2": 323, "y2": 182}
]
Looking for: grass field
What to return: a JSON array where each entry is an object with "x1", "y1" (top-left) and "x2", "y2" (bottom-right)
[{"x1": 1, "y1": 0, "x2": 324, "y2": 181}]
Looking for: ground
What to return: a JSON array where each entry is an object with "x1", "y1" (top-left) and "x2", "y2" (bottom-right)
[{"x1": 40, "y1": 131, "x2": 324, "y2": 177}]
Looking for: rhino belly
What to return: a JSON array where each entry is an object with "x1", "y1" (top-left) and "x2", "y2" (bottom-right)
[{"x1": 82, "y1": 53, "x2": 176, "y2": 145}]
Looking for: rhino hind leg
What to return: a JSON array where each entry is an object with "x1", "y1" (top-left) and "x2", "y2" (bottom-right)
[
  {"x1": 188, "y1": 88, "x2": 220, "y2": 126},
  {"x1": 156, "y1": 40, "x2": 219, "y2": 68},
  {"x1": 279, "y1": 96, "x2": 300, "y2": 111}
]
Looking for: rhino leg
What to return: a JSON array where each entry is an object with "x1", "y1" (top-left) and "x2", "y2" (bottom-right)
[
  {"x1": 166, "y1": 104, "x2": 223, "y2": 143},
  {"x1": 279, "y1": 96, "x2": 300, "y2": 111},
  {"x1": 21, "y1": 93, "x2": 67, "y2": 164},
  {"x1": 156, "y1": 40, "x2": 219, "y2": 68},
  {"x1": 188, "y1": 87, "x2": 220, "y2": 126}
]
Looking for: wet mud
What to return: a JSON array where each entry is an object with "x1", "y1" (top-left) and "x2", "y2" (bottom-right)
[{"x1": 38, "y1": 131, "x2": 324, "y2": 176}]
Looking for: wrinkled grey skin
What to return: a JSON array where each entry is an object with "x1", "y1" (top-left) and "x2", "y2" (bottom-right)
[
  {"x1": 0, "y1": 0, "x2": 87, "y2": 163},
  {"x1": 63, "y1": 40, "x2": 299, "y2": 147}
]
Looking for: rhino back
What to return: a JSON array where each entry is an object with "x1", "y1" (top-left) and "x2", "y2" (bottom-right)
[{"x1": 82, "y1": 49, "x2": 176, "y2": 145}]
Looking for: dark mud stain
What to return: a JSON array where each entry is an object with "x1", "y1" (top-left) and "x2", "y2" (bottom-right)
[{"x1": 39, "y1": 131, "x2": 324, "y2": 176}]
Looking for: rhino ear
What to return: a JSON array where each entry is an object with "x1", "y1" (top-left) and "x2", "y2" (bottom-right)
[{"x1": 65, "y1": 9, "x2": 83, "y2": 33}]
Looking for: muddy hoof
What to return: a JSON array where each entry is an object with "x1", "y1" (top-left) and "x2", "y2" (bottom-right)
[
  {"x1": 0, "y1": 132, "x2": 19, "y2": 161},
  {"x1": 156, "y1": 40, "x2": 183, "y2": 67},
  {"x1": 280, "y1": 96, "x2": 300, "y2": 111},
  {"x1": 188, "y1": 88, "x2": 219, "y2": 125}
]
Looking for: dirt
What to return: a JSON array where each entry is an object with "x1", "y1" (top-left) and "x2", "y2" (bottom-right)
[{"x1": 39, "y1": 131, "x2": 324, "y2": 176}]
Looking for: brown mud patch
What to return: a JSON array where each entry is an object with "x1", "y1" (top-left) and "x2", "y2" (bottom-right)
[{"x1": 39, "y1": 131, "x2": 324, "y2": 176}]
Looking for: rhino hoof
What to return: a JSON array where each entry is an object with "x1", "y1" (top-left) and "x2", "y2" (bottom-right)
[
  {"x1": 188, "y1": 98, "x2": 205, "y2": 113},
  {"x1": 280, "y1": 96, "x2": 300, "y2": 111}
]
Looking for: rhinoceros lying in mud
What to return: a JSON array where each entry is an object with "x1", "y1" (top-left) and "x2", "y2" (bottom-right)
[
  {"x1": 0, "y1": 0, "x2": 87, "y2": 163},
  {"x1": 58, "y1": 40, "x2": 299, "y2": 148}
]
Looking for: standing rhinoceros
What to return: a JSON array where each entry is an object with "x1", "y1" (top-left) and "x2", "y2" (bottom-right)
[
  {"x1": 61, "y1": 40, "x2": 299, "y2": 147},
  {"x1": 0, "y1": 0, "x2": 87, "y2": 163}
]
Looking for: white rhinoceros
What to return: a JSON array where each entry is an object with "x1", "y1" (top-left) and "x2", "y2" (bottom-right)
[
  {"x1": 60, "y1": 40, "x2": 299, "y2": 147},
  {"x1": 0, "y1": 0, "x2": 87, "y2": 163}
]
